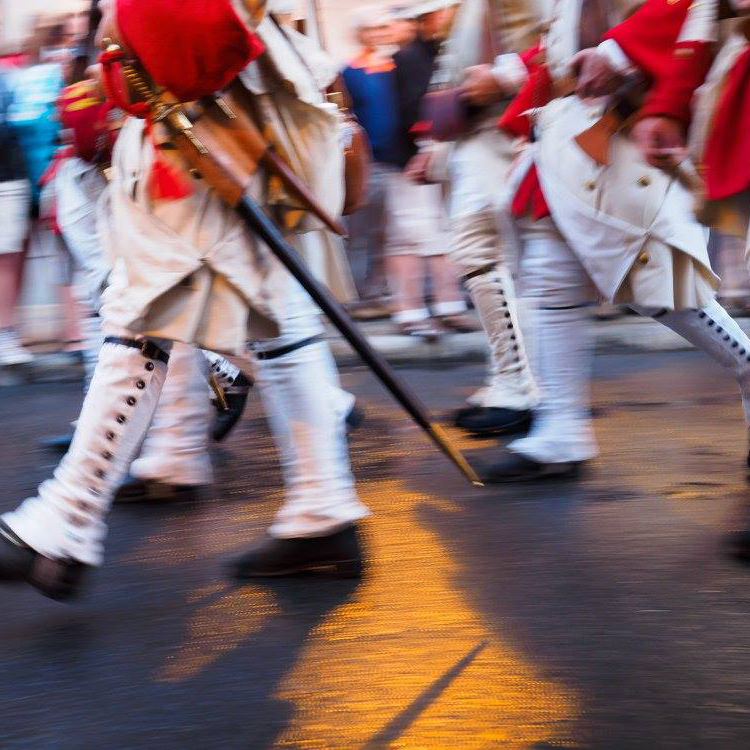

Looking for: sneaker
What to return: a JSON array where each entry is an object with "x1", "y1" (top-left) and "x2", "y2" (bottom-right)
[
  {"x1": 0, "y1": 329, "x2": 33, "y2": 366},
  {"x1": 395, "y1": 319, "x2": 442, "y2": 342},
  {"x1": 437, "y1": 313, "x2": 481, "y2": 333}
]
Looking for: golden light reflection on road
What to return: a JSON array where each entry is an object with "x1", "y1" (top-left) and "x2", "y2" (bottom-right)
[
  {"x1": 271, "y1": 479, "x2": 574, "y2": 749},
  {"x1": 157, "y1": 585, "x2": 278, "y2": 683},
  {"x1": 147, "y1": 411, "x2": 576, "y2": 746}
]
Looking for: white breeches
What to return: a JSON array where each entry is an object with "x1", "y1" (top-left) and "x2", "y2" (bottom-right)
[{"x1": 509, "y1": 218, "x2": 598, "y2": 463}]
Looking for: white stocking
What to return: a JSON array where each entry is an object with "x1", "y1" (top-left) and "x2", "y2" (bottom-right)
[
  {"x1": 509, "y1": 304, "x2": 598, "y2": 463},
  {"x1": 130, "y1": 342, "x2": 213, "y2": 486},
  {"x1": 655, "y1": 299, "x2": 750, "y2": 423},
  {"x1": 255, "y1": 338, "x2": 369, "y2": 539},
  {"x1": 2, "y1": 339, "x2": 169, "y2": 565}
]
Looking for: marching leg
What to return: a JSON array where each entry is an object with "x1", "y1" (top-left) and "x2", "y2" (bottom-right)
[
  {"x1": 656, "y1": 301, "x2": 750, "y2": 560},
  {"x1": 459, "y1": 253, "x2": 539, "y2": 434},
  {"x1": 119, "y1": 342, "x2": 213, "y2": 502},
  {"x1": 447, "y1": 130, "x2": 540, "y2": 434},
  {"x1": 654, "y1": 300, "x2": 750, "y2": 425},
  {"x1": 228, "y1": 282, "x2": 369, "y2": 578},
  {"x1": 0, "y1": 336, "x2": 170, "y2": 598},
  {"x1": 485, "y1": 217, "x2": 598, "y2": 482},
  {"x1": 201, "y1": 350, "x2": 254, "y2": 442}
]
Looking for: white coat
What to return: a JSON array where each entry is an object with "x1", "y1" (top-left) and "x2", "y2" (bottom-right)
[
  {"x1": 514, "y1": 0, "x2": 718, "y2": 309},
  {"x1": 100, "y1": 14, "x2": 354, "y2": 355}
]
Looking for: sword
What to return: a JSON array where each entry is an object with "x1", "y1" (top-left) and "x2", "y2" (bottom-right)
[{"x1": 109, "y1": 47, "x2": 483, "y2": 487}]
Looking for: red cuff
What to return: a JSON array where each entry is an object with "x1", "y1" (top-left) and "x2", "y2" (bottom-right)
[{"x1": 639, "y1": 41, "x2": 714, "y2": 126}]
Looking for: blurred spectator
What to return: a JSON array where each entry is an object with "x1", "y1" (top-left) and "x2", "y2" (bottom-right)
[
  {"x1": 388, "y1": 5, "x2": 419, "y2": 48},
  {"x1": 386, "y1": 0, "x2": 477, "y2": 339},
  {"x1": 9, "y1": 20, "x2": 86, "y2": 355},
  {"x1": 0, "y1": 66, "x2": 32, "y2": 366},
  {"x1": 710, "y1": 232, "x2": 750, "y2": 316},
  {"x1": 8, "y1": 23, "x2": 66, "y2": 196},
  {"x1": 342, "y1": 6, "x2": 400, "y2": 319}
]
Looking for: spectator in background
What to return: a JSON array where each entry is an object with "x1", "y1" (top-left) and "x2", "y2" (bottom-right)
[
  {"x1": 386, "y1": 0, "x2": 478, "y2": 339},
  {"x1": 7, "y1": 21, "x2": 82, "y2": 354},
  {"x1": 342, "y1": 6, "x2": 400, "y2": 320},
  {"x1": 0, "y1": 66, "x2": 33, "y2": 367},
  {"x1": 8, "y1": 24, "x2": 65, "y2": 198},
  {"x1": 710, "y1": 232, "x2": 750, "y2": 316},
  {"x1": 388, "y1": 5, "x2": 418, "y2": 49}
]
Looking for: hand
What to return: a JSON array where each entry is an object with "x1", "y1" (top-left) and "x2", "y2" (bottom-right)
[
  {"x1": 458, "y1": 65, "x2": 507, "y2": 106},
  {"x1": 631, "y1": 116, "x2": 687, "y2": 169},
  {"x1": 571, "y1": 49, "x2": 625, "y2": 99},
  {"x1": 404, "y1": 151, "x2": 435, "y2": 184}
]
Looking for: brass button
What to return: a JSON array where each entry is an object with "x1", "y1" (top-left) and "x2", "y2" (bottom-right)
[
  {"x1": 637, "y1": 252, "x2": 649, "y2": 265},
  {"x1": 586, "y1": 180, "x2": 596, "y2": 191},
  {"x1": 638, "y1": 176, "x2": 651, "y2": 187}
]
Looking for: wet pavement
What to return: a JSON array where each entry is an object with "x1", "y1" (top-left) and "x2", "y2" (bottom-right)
[{"x1": 2, "y1": 351, "x2": 750, "y2": 749}]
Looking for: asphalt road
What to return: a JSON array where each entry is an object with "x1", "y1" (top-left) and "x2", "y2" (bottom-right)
[{"x1": 2, "y1": 351, "x2": 750, "y2": 749}]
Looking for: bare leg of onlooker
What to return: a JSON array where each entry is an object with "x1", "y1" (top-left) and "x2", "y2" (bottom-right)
[
  {"x1": 714, "y1": 232, "x2": 750, "y2": 315},
  {"x1": 427, "y1": 254, "x2": 479, "y2": 333},
  {"x1": 0, "y1": 250, "x2": 33, "y2": 366},
  {"x1": 0, "y1": 253, "x2": 24, "y2": 328},
  {"x1": 385, "y1": 173, "x2": 445, "y2": 340},
  {"x1": 0, "y1": 178, "x2": 32, "y2": 366},
  {"x1": 387, "y1": 254, "x2": 439, "y2": 339}
]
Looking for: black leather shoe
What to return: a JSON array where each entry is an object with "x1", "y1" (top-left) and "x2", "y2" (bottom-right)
[
  {"x1": 38, "y1": 432, "x2": 74, "y2": 453},
  {"x1": 0, "y1": 523, "x2": 87, "y2": 601},
  {"x1": 212, "y1": 372, "x2": 252, "y2": 442},
  {"x1": 483, "y1": 452, "x2": 584, "y2": 483},
  {"x1": 727, "y1": 527, "x2": 750, "y2": 562},
  {"x1": 227, "y1": 525, "x2": 365, "y2": 579},
  {"x1": 114, "y1": 476, "x2": 205, "y2": 504},
  {"x1": 454, "y1": 407, "x2": 533, "y2": 437},
  {"x1": 345, "y1": 403, "x2": 365, "y2": 433}
]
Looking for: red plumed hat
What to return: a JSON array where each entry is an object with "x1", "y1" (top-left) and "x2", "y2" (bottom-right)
[{"x1": 115, "y1": 0, "x2": 264, "y2": 101}]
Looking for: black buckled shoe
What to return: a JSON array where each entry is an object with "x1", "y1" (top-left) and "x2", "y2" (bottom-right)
[
  {"x1": 483, "y1": 452, "x2": 584, "y2": 483},
  {"x1": 345, "y1": 403, "x2": 365, "y2": 433},
  {"x1": 726, "y1": 526, "x2": 750, "y2": 562},
  {"x1": 114, "y1": 476, "x2": 206, "y2": 504},
  {"x1": 212, "y1": 372, "x2": 252, "y2": 442},
  {"x1": 0, "y1": 523, "x2": 87, "y2": 601},
  {"x1": 38, "y1": 432, "x2": 74, "y2": 453},
  {"x1": 227, "y1": 525, "x2": 365, "y2": 579},
  {"x1": 454, "y1": 406, "x2": 533, "y2": 437}
]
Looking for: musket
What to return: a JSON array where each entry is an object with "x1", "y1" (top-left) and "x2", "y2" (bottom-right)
[{"x1": 108, "y1": 45, "x2": 483, "y2": 488}]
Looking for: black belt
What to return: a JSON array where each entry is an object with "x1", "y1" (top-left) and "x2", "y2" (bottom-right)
[
  {"x1": 462, "y1": 263, "x2": 497, "y2": 282},
  {"x1": 253, "y1": 334, "x2": 323, "y2": 361},
  {"x1": 103, "y1": 337, "x2": 170, "y2": 364}
]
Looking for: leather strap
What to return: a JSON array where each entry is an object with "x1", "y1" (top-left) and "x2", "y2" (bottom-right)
[
  {"x1": 462, "y1": 262, "x2": 497, "y2": 282},
  {"x1": 102, "y1": 336, "x2": 170, "y2": 365},
  {"x1": 253, "y1": 334, "x2": 323, "y2": 361}
]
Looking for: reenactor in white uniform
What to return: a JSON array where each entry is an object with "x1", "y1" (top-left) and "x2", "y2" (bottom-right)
[
  {"x1": 0, "y1": 0, "x2": 369, "y2": 600},
  {"x1": 484, "y1": 0, "x2": 750, "y2": 480}
]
